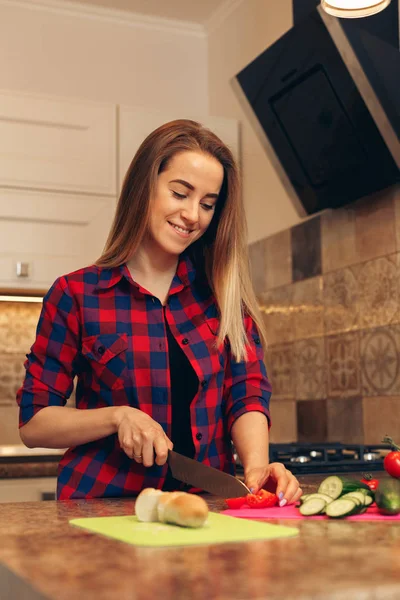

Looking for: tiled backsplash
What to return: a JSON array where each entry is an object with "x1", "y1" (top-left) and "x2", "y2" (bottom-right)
[
  {"x1": 0, "y1": 302, "x2": 41, "y2": 444},
  {"x1": 0, "y1": 301, "x2": 77, "y2": 444},
  {"x1": 249, "y1": 184, "x2": 400, "y2": 445}
]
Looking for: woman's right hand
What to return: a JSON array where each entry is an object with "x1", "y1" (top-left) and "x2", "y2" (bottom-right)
[{"x1": 113, "y1": 407, "x2": 173, "y2": 467}]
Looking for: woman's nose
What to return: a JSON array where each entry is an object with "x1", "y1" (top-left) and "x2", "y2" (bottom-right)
[{"x1": 181, "y1": 202, "x2": 199, "y2": 223}]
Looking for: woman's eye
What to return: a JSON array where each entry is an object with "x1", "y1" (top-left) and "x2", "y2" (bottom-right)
[
  {"x1": 201, "y1": 204, "x2": 215, "y2": 212},
  {"x1": 172, "y1": 191, "x2": 186, "y2": 199}
]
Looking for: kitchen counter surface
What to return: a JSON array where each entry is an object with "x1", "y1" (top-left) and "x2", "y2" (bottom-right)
[
  {"x1": 0, "y1": 473, "x2": 399, "y2": 600},
  {"x1": 0, "y1": 447, "x2": 63, "y2": 479}
]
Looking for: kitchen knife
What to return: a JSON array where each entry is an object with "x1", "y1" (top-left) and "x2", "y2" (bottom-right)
[{"x1": 168, "y1": 450, "x2": 250, "y2": 498}]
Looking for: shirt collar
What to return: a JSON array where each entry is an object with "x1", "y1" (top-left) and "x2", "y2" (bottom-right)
[{"x1": 94, "y1": 251, "x2": 197, "y2": 293}]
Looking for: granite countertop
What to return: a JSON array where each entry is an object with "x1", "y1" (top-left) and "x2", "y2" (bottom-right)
[
  {"x1": 0, "y1": 473, "x2": 399, "y2": 600},
  {"x1": 0, "y1": 445, "x2": 63, "y2": 479}
]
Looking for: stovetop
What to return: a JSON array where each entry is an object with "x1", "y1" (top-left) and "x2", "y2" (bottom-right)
[{"x1": 234, "y1": 442, "x2": 391, "y2": 475}]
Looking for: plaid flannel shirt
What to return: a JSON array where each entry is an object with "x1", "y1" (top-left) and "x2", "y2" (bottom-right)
[{"x1": 16, "y1": 252, "x2": 271, "y2": 499}]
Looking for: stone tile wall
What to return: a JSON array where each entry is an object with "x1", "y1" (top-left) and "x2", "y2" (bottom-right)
[
  {"x1": 249, "y1": 184, "x2": 400, "y2": 445},
  {"x1": 0, "y1": 301, "x2": 75, "y2": 444}
]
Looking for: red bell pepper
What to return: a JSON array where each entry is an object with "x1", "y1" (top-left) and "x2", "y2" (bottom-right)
[{"x1": 361, "y1": 474, "x2": 379, "y2": 491}]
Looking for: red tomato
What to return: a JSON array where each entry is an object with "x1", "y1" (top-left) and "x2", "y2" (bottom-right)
[
  {"x1": 382, "y1": 436, "x2": 400, "y2": 478},
  {"x1": 361, "y1": 475, "x2": 379, "y2": 491},
  {"x1": 246, "y1": 489, "x2": 278, "y2": 509},
  {"x1": 225, "y1": 496, "x2": 248, "y2": 509},
  {"x1": 384, "y1": 452, "x2": 400, "y2": 478}
]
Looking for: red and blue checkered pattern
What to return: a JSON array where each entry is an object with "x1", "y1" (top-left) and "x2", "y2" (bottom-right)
[{"x1": 16, "y1": 253, "x2": 271, "y2": 499}]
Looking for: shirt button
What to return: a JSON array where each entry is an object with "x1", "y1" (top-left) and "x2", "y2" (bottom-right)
[
  {"x1": 182, "y1": 338, "x2": 189, "y2": 345},
  {"x1": 254, "y1": 337, "x2": 261, "y2": 345},
  {"x1": 201, "y1": 380, "x2": 207, "y2": 388},
  {"x1": 196, "y1": 433, "x2": 203, "y2": 441},
  {"x1": 98, "y1": 345, "x2": 106, "y2": 355}
]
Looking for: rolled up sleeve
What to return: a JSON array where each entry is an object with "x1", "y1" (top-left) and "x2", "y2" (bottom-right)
[
  {"x1": 224, "y1": 315, "x2": 272, "y2": 433},
  {"x1": 16, "y1": 276, "x2": 80, "y2": 427}
]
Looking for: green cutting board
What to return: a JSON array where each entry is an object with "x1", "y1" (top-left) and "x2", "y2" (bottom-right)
[{"x1": 69, "y1": 512, "x2": 299, "y2": 547}]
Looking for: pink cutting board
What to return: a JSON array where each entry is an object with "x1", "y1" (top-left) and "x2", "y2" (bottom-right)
[{"x1": 222, "y1": 504, "x2": 400, "y2": 521}]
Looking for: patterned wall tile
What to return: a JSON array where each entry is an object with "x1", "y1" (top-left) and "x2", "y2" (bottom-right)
[
  {"x1": 294, "y1": 338, "x2": 326, "y2": 400},
  {"x1": 363, "y1": 397, "x2": 400, "y2": 444},
  {"x1": 0, "y1": 353, "x2": 26, "y2": 405},
  {"x1": 357, "y1": 255, "x2": 397, "y2": 329},
  {"x1": 321, "y1": 206, "x2": 357, "y2": 273},
  {"x1": 360, "y1": 325, "x2": 400, "y2": 396},
  {"x1": 327, "y1": 397, "x2": 364, "y2": 444},
  {"x1": 297, "y1": 399, "x2": 327, "y2": 443},
  {"x1": 269, "y1": 400, "x2": 297, "y2": 443},
  {"x1": 0, "y1": 405, "x2": 21, "y2": 445},
  {"x1": 0, "y1": 302, "x2": 41, "y2": 354},
  {"x1": 248, "y1": 238, "x2": 267, "y2": 297},
  {"x1": 264, "y1": 229, "x2": 292, "y2": 291},
  {"x1": 323, "y1": 266, "x2": 359, "y2": 335},
  {"x1": 291, "y1": 215, "x2": 322, "y2": 283},
  {"x1": 327, "y1": 332, "x2": 361, "y2": 398},
  {"x1": 393, "y1": 184, "x2": 400, "y2": 252},
  {"x1": 355, "y1": 187, "x2": 397, "y2": 263},
  {"x1": 259, "y1": 285, "x2": 295, "y2": 347},
  {"x1": 292, "y1": 276, "x2": 324, "y2": 340},
  {"x1": 265, "y1": 344, "x2": 295, "y2": 400}
]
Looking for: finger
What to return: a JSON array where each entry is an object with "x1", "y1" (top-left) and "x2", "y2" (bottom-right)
[
  {"x1": 290, "y1": 487, "x2": 303, "y2": 505},
  {"x1": 141, "y1": 436, "x2": 155, "y2": 468},
  {"x1": 165, "y1": 435, "x2": 174, "y2": 451},
  {"x1": 244, "y1": 470, "x2": 266, "y2": 494},
  {"x1": 153, "y1": 435, "x2": 169, "y2": 466},
  {"x1": 282, "y1": 476, "x2": 301, "y2": 505},
  {"x1": 268, "y1": 464, "x2": 290, "y2": 503}
]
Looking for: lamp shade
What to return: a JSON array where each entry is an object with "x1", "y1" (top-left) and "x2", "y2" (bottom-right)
[{"x1": 321, "y1": 0, "x2": 392, "y2": 18}]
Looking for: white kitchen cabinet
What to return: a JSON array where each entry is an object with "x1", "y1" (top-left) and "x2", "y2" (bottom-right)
[
  {"x1": 0, "y1": 188, "x2": 114, "y2": 291},
  {"x1": 118, "y1": 107, "x2": 239, "y2": 193},
  {"x1": 0, "y1": 90, "x2": 116, "y2": 196},
  {"x1": 0, "y1": 477, "x2": 57, "y2": 502}
]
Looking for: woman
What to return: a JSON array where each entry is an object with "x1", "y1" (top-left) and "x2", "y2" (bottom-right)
[{"x1": 17, "y1": 119, "x2": 301, "y2": 504}]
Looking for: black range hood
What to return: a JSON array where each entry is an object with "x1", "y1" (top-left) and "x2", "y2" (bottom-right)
[{"x1": 233, "y1": 1, "x2": 400, "y2": 216}]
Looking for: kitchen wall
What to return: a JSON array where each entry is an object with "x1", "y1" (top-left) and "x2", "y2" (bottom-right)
[
  {"x1": 207, "y1": 0, "x2": 301, "y2": 244},
  {"x1": 0, "y1": 0, "x2": 208, "y2": 113},
  {"x1": 249, "y1": 184, "x2": 400, "y2": 445}
]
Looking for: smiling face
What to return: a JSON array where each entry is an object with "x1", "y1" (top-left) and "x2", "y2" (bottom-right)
[{"x1": 145, "y1": 150, "x2": 224, "y2": 258}]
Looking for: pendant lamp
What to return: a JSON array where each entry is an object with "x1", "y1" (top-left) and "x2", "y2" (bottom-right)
[{"x1": 321, "y1": 0, "x2": 392, "y2": 18}]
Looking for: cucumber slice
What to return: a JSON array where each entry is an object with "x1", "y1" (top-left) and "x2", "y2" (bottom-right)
[
  {"x1": 299, "y1": 498, "x2": 327, "y2": 516},
  {"x1": 318, "y1": 476, "x2": 370, "y2": 500},
  {"x1": 325, "y1": 498, "x2": 358, "y2": 518},
  {"x1": 305, "y1": 493, "x2": 334, "y2": 504},
  {"x1": 299, "y1": 494, "x2": 311, "y2": 505},
  {"x1": 342, "y1": 491, "x2": 367, "y2": 505},
  {"x1": 363, "y1": 495, "x2": 374, "y2": 507}
]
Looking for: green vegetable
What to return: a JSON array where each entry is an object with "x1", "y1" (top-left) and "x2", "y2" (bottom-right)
[
  {"x1": 299, "y1": 497, "x2": 327, "y2": 516},
  {"x1": 318, "y1": 476, "x2": 370, "y2": 500},
  {"x1": 325, "y1": 498, "x2": 359, "y2": 518},
  {"x1": 375, "y1": 479, "x2": 400, "y2": 515}
]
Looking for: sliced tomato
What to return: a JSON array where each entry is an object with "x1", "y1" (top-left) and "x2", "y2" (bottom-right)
[
  {"x1": 246, "y1": 489, "x2": 278, "y2": 508},
  {"x1": 225, "y1": 496, "x2": 248, "y2": 509}
]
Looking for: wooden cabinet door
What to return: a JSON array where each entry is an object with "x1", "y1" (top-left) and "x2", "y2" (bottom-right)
[
  {"x1": 0, "y1": 189, "x2": 114, "y2": 291},
  {"x1": 0, "y1": 91, "x2": 116, "y2": 196},
  {"x1": 118, "y1": 107, "x2": 239, "y2": 193}
]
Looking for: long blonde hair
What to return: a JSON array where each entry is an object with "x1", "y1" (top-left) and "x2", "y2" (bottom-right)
[{"x1": 96, "y1": 120, "x2": 267, "y2": 361}]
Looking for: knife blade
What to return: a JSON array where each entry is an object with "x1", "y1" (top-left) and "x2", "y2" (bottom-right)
[{"x1": 168, "y1": 450, "x2": 250, "y2": 498}]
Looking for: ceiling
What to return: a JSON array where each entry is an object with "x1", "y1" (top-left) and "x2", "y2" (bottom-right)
[{"x1": 64, "y1": 0, "x2": 230, "y2": 24}]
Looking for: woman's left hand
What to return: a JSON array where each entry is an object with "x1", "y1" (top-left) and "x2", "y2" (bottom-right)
[{"x1": 244, "y1": 463, "x2": 302, "y2": 507}]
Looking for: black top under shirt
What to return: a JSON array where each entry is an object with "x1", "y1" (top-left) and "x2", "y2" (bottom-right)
[{"x1": 162, "y1": 310, "x2": 198, "y2": 491}]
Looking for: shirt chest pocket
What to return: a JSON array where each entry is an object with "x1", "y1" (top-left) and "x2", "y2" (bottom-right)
[{"x1": 81, "y1": 333, "x2": 128, "y2": 390}]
